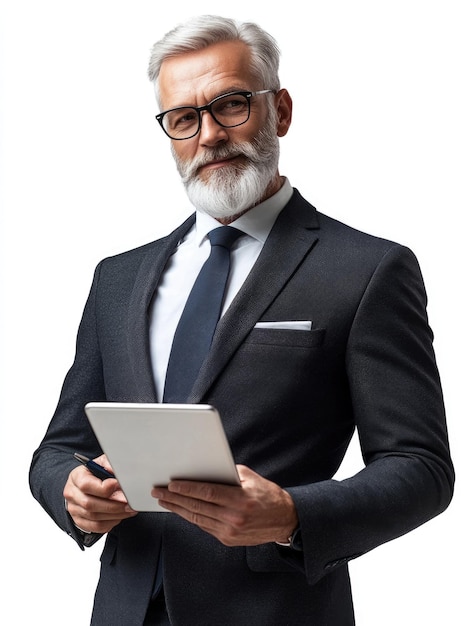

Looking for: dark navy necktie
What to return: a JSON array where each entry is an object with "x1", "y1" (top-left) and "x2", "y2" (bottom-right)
[{"x1": 163, "y1": 226, "x2": 243, "y2": 403}]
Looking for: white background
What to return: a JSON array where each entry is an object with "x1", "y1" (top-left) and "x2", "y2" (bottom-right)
[{"x1": 1, "y1": 1, "x2": 469, "y2": 624}]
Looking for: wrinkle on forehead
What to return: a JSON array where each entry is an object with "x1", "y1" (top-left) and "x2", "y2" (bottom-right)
[{"x1": 159, "y1": 40, "x2": 256, "y2": 109}]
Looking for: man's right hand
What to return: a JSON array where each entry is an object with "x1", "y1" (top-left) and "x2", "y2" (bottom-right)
[{"x1": 63, "y1": 454, "x2": 137, "y2": 534}]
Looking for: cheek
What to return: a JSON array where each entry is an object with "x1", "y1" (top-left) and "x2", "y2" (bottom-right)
[
  {"x1": 171, "y1": 141, "x2": 194, "y2": 162},
  {"x1": 171, "y1": 142, "x2": 200, "y2": 177},
  {"x1": 231, "y1": 120, "x2": 262, "y2": 143}
]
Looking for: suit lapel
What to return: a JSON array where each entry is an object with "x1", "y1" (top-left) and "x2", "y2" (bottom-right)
[
  {"x1": 127, "y1": 216, "x2": 195, "y2": 401},
  {"x1": 189, "y1": 191, "x2": 320, "y2": 403}
]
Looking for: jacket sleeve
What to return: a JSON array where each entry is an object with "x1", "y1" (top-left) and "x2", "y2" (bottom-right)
[
  {"x1": 286, "y1": 244, "x2": 454, "y2": 585},
  {"x1": 29, "y1": 261, "x2": 107, "y2": 549}
]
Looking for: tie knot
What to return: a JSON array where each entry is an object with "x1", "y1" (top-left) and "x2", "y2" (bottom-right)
[{"x1": 208, "y1": 226, "x2": 244, "y2": 250}]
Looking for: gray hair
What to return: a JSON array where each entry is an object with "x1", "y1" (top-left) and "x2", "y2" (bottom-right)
[{"x1": 148, "y1": 15, "x2": 281, "y2": 105}]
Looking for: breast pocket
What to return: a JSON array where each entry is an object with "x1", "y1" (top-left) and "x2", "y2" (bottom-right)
[{"x1": 245, "y1": 327, "x2": 326, "y2": 349}]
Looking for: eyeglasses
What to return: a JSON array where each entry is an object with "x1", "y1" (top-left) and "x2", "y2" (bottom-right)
[{"x1": 155, "y1": 89, "x2": 275, "y2": 140}]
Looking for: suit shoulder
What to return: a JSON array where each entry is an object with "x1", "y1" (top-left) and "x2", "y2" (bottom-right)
[
  {"x1": 288, "y1": 190, "x2": 421, "y2": 278},
  {"x1": 318, "y1": 210, "x2": 422, "y2": 276},
  {"x1": 291, "y1": 188, "x2": 407, "y2": 256},
  {"x1": 312, "y1": 210, "x2": 424, "y2": 292},
  {"x1": 316, "y1": 210, "x2": 402, "y2": 251},
  {"x1": 100, "y1": 237, "x2": 164, "y2": 267},
  {"x1": 96, "y1": 215, "x2": 195, "y2": 272}
]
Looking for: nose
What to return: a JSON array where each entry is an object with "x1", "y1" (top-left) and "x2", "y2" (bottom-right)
[{"x1": 198, "y1": 110, "x2": 229, "y2": 146}]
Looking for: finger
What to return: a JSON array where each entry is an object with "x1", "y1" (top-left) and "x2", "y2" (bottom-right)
[
  {"x1": 166, "y1": 479, "x2": 241, "y2": 507},
  {"x1": 157, "y1": 496, "x2": 256, "y2": 547},
  {"x1": 156, "y1": 495, "x2": 228, "y2": 536},
  {"x1": 67, "y1": 486, "x2": 134, "y2": 517},
  {"x1": 157, "y1": 490, "x2": 221, "y2": 518},
  {"x1": 65, "y1": 471, "x2": 134, "y2": 517},
  {"x1": 155, "y1": 487, "x2": 247, "y2": 537},
  {"x1": 94, "y1": 453, "x2": 114, "y2": 473},
  {"x1": 152, "y1": 484, "x2": 223, "y2": 520},
  {"x1": 235, "y1": 464, "x2": 257, "y2": 481},
  {"x1": 108, "y1": 488, "x2": 130, "y2": 504},
  {"x1": 71, "y1": 465, "x2": 121, "y2": 498},
  {"x1": 67, "y1": 504, "x2": 136, "y2": 535},
  {"x1": 65, "y1": 495, "x2": 137, "y2": 536}
]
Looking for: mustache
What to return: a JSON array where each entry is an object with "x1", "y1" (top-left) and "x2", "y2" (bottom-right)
[{"x1": 176, "y1": 142, "x2": 256, "y2": 183}]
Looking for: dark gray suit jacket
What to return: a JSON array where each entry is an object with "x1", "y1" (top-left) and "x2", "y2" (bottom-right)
[{"x1": 30, "y1": 189, "x2": 454, "y2": 625}]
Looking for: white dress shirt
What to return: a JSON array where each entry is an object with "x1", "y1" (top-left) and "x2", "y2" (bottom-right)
[{"x1": 149, "y1": 178, "x2": 294, "y2": 401}]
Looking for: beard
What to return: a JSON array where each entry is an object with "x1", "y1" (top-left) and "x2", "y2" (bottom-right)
[{"x1": 171, "y1": 104, "x2": 280, "y2": 220}]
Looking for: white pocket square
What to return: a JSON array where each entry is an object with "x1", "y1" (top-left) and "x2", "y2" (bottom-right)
[{"x1": 254, "y1": 321, "x2": 312, "y2": 331}]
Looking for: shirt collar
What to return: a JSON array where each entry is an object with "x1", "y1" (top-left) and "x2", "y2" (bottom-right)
[{"x1": 194, "y1": 177, "x2": 293, "y2": 246}]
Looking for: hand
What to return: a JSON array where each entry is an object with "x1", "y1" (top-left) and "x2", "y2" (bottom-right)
[
  {"x1": 151, "y1": 465, "x2": 298, "y2": 546},
  {"x1": 63, "y1": 454, "x2": 137, "y2": 534}
]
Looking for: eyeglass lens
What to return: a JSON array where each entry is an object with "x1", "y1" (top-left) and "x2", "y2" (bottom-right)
[{"x1": 162, "y1": 93, "x2": 250, "y2": 139}]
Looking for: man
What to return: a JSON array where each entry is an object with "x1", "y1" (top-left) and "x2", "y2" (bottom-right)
[{"x1": 30, "y1": 14, "x2": 454, "y2": 626}]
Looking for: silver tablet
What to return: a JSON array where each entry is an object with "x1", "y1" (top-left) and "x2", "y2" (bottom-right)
[{"x1": 84, "y1": 402, "x2": 240, "y2": 512}]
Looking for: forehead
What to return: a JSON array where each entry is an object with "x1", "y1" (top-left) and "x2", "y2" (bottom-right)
[{"x1": 158, "y1": 40, "x2": 256, "y2": 108}]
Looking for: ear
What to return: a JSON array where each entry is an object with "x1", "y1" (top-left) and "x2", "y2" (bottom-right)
[{"x1": 275, "y1": 89, "x2": 293, "y2": 137}]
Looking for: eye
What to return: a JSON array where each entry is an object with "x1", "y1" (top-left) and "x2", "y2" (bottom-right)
[
  {"x1": 166, "y1": 108, "x2": 198, "y2": 130},
  {"x1": 213, "y1": 95, "x2": 248, "y2": 117},
  {"x1": 224, "y1": 98, "x2": 246, "y2": 110}
]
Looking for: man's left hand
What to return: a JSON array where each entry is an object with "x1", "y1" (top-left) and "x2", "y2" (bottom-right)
[{"x1": 151, "y1": 465, "x2": 298, "y2": 546}]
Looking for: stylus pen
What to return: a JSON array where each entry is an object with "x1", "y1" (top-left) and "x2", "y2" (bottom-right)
[{"x1": 73, "y1": 453, "x2": 115, "y2": 480}]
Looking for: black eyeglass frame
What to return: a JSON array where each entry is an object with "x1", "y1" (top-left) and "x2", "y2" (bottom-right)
[{"x1": 155, "y1": 89, "x2": 276, "y2": 140}]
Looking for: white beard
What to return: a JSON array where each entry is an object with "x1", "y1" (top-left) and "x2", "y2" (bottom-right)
[{"x1": 172, "y1": 106, "x2": 280, "y2": 220}]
